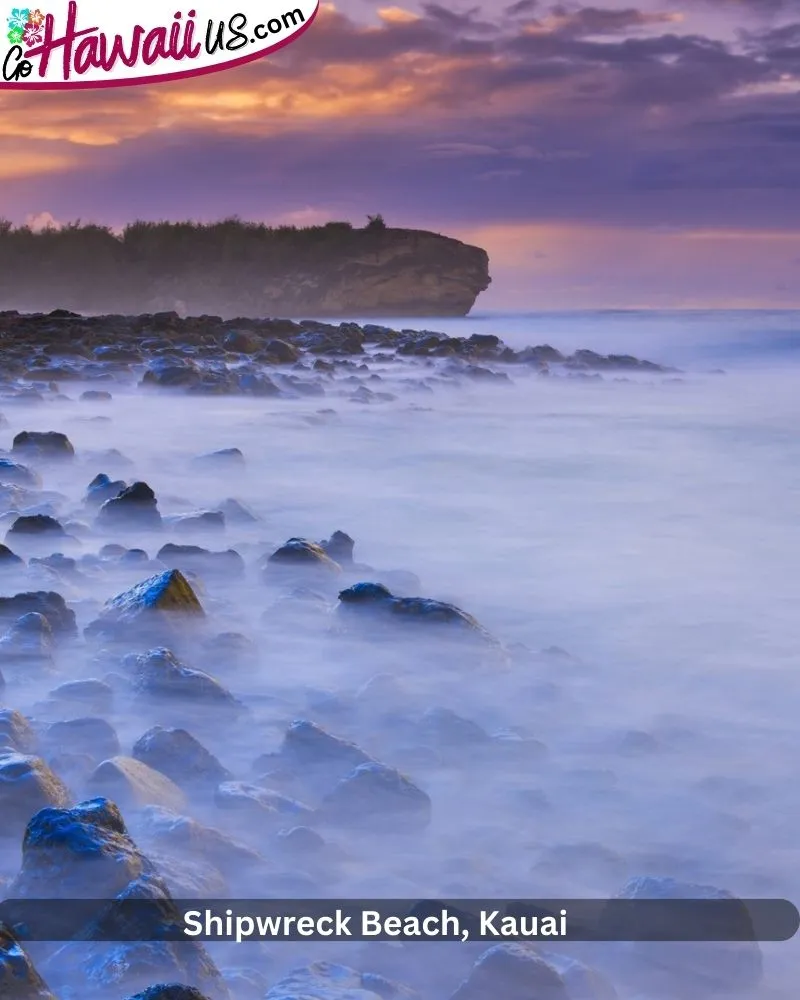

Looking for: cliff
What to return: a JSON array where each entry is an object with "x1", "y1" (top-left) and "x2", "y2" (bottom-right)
[{"x1": 0, "y1": 220, "x2": 491, "y2": 319}]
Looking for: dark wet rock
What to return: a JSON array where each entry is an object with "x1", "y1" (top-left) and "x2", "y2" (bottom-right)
[
  {"x1": 261, "y1": 338, "x2": 301, "y2": 364},
  {"x1": 156, "y1": 544, "x2": 245, "y2": 579},
  {"x1": 214, "y1": 781, "x2": 313, "y2": 821},
  {"x1": 265, "y1": 538, "x2": 341, "y2": 580},
  {"x1": 217, "y1": 498, "x2": 258, "y2": 523},
  {"x1": 0, "y1": 924, "x2": 57, "y2": 999},
  {"x1": 85, "y1": 473, "x2": 127, "y2": 506},
  {"x1": 224, "y1": 329, "x2": 261, "y2": 353},
  {"x1": 124, "y1": 986, "x2": 214, "y2": 1000},
  {"x1": 236, "y1": 371, "x2": 280, "y2": 396},
  {"x1": 0, "y1": 709, "x2": 38, "y2": 753},
  {"x1": 126, "y1": 647, "x2": 240, "y2": 709},
  {"x1": 12, "y1": 431, "x2": 75, "y2": 462},
  {"x1": 450, "y1": 945, "x2": 615, "y2": 1000},
  {"x1": 0, "y1": 750, "x2": 71, "y2": 840},
  {"x1": 320, "y1": 530, "x2": 355, "y2": 565},
  {"x1": 192, "y1": 448, "x2": 244, "y2": 468},
  {"x1": 47, "y1": 679, "x2": 114, "y2": 713},
  {"x1": 320, "y1": 762, "x2": 431, "y2": 833},
  {"x1": 265, "y1": 962, "x2": 417, "y2": 1000},
  {"x1": 88, "y1": 756, "x2": 187, "y2": 811},
  {"x1": 29, "y1": 553, "x2": 79, "y2": 576},
  {"x1": 80, "y1": 390, "x2": 112, "y2": 402},
  {"x1": 337, "y1": 582, "x2": 501, "y2": 652},
  {"x1": 120, "y1": 548, "x2": 151, "y2": 566},
  {"x1": 146, "y1": 851, "x2": 228, "y2": 899},
  {"x1": 84, "y1": 570, "x2": 204, "y2": 644},
  {"x1": 0, "y1": 543, "x2": 25, "y2": 567},
  {"x1": 96, "y1": 481, "x2": 162, "y2": 530},
  {"x1": 6, "y1": 515, "x2": 67, "y2": 539},
  {"x1": 133, "y1": 727, "x2": 232, "y2": 788},
  {"x1": 0, "y1": 458, "x2": 42, "y2": 488},
  {"x1": 0, "y1": 613, "x2": 54, "y2": 666},
  {"x1": 613, "y1": 876, "x2": 763, "y2": 992},
  {"x1": 100, "y1": 543, "x2": 127, "y2": 559},
  {"x1": 43, "y1": 717, "x2": 120, "y2": 762},
  {"x1": 141, "y1": 357, "x2": 201, "y2": 389},
  {"x1": 137, "y1": 806, "x2": 265, "y2": 877}
]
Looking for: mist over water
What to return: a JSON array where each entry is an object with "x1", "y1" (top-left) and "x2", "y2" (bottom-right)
[{"x1": 1, "y1": 309, "x2": 799, "y2": 999}]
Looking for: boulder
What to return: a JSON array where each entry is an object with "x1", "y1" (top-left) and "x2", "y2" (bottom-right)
[
  {"x1": 43, "y1": 717, "x2": 121, "y2": 762},
  {"x1": 0, "y1": 613, "x2": 54, "y2": 667},
  {"x1": 0, "y1": 750, "x2": 71, "y2": 840},
  {"x1": 137, "y1": 806, "x2": 265, "y2": 877},
  {"x1": 124, "y1": 984, "x2": 214, "y2": 1000},
  {"x1": 84, "y1": 571, "x2": 204, "y2": 644},
  {"x1": 278, "y1": 719, "x2": 373, "y2": 777},
  {"x1": 12, "y1": 431, "x2": 75, "y2": 462},
  {"x1": 214, "y1": 781, "x2": 312, "y2": 821},
  {"x1": 0, "y1": 543, "x2": 24, "y2": 567},
  {"x1": 84, "y1": 473, "x2": 127, "y2": 507},
  {"x1": 0, "y1": 457, "x2": 42, "y2": 488},
  {"x1": 96, "y1": 481, "x2": 162, "y2": 531},
  {"x1": 126, "y1": 647, "x2": 239, "y2": 709},
  {"x1": 132, "y1": 727, "x2": 232, "y2": 788},
  {"x1": 88, "y1": 756, "x2": 187, "y2": 812},
  {"x1": 6, "y1": 515, "x2": 67, "y2": 539},
  {"x1": 265, "y1": 963, "x2": 417, "y2": 1000},
  {"x1": 319, "y1": 530, "x2": 355, "y2": 565},
  {"x1": 0, "y1": 592, "x2": 76, "y2": 636},
  {"x1": 264, "y1": 538, "x2": 341, "y2": 580},
  {"x1": 320, "y1": 762, "x2": 431, "y2": 833},
  {"x1": 0, "y1": 709, "x2": 38, "y2": 753},
  {"x1": 192, "y1": 448, "x2": 245, "y2": 468},
  {"x1": 0, "y1": 924, "x2": 57, "y2": 999}
]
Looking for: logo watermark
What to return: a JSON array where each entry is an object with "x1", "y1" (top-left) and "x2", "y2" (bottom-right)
[{"x1": 0, "y1": 0, "x2": 318, "y2": 89}]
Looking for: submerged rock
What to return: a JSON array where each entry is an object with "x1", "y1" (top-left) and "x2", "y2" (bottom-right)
[
  {"x1": 85, "y1": 473, "x2": 127, "y2": 507},
  {"x1": 12, "y1": 431, "x2": 75, "y2": 462},
  {"x1": 124, "y1": 987, "x2": 214, "y2": 1000},
  {"x1": 278, "y1": 719, "x2": 373, "y2": 776},
  {"x1": 85, "y1": 570, "x2": 204, "y2": 643},
  {"x1": 0, "y1": 543, "x2": 24, "y2": 567},
  {"x1": 6, "y1": 515, "x2": 66, "y2": 539},
  {"x1": 0, "y1": 592, "x2": 76, "y2": 636},
  {"x1": 319, "y1": 530, "x2": 355, "y2": 565},
  {"x1": 156, "y1": 544, "x2": 245, "y2": 579},
  {"x1": 264, "y1": 538, "x2": 341, "y2": 580},
  {"x1": 0, "y1": 457, "x2": 42, "y2": 488},
  {"x1": 96, "y1": 481, "x2": 162, "y2": 531},
  {"x1": 0, "y1": 613, "x2": 54, "y2": 666},
  {"x1": 137, "y1": 806, "x2": 265, "y2": 877},
  {"x1": 44, "y1": 717, "x2": 121, "y2": 762},
  {"x1": 0, "y1": 709, "x2": 38, "y2": 754},
  {"x1": 192, "y1": 448, "x2": 245, "y2": 468},
  {"x1": 265, "y1": 962, "x2": 417, "y2": 1000}
]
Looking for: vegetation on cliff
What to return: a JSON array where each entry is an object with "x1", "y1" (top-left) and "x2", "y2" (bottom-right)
[{"x1": 0, "y1": 216, "x2": 490, "y2": 318}]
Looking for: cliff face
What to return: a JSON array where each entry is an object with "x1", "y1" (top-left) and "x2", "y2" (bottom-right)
[{"x1": 0, "y1": 223, "x2": 491, "y2": 319}]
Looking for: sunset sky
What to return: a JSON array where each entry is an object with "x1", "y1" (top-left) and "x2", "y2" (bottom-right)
[{"x1": 3, "y1": 0, "x2": 800, "y2": 309}]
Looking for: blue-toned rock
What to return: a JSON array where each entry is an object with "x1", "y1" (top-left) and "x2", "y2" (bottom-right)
[
  {"x1": 0, "y1": 592, "x2": 76, "y2": 636},
  {"x1": 96, "y1": 481, "x2": 162, "y2": 531},
  {"x1": 156, "y1": 544, "x2": 244, "y2": 579},
  {"x1": 85, "y1": 473, "x2": 127, "y2": 507},
  {"x1": 132, "y1": 727, "x2": 232, "y2": 789},
  {"x1": 84, "y1": 571, "x2": 204, "y2": 643},
  {"x1": 0, "y1": 924, "x2": 57, "y2": 999},
  {"x1": 0, "y1": 457, "x2": 42, "y2": 489},
  {"x1": 320, "y1": 762, "x2": 431, "y2": 833},
  {"x1": 12, "y1": 431, "x2": 75, "y2": 462},
  {"x1": 126, "y1": 648, "x2": 239, "y2": 709},
  {"x1": 0, "y1": 750, "x2": 71, "y2": 840},
  {"x1": 264, "y1": 538, "x2": 341, "y2": 581},
  {"x1": 265, "y1": 962, "x2": 417, "y2": 1000},
  {"x1": 450, "y1": 944, "x2": 614, "y2": 1000}
]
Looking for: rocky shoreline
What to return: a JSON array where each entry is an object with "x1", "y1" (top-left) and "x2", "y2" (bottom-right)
[
  {"x1": 0, "y1": 309, "x2": 678, "y2": 405},
  {"x1": 0, "y1": 310, "x2": 750, "y2": 1000}
]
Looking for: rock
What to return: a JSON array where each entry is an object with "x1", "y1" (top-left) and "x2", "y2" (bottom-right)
[
  {"x1": 166, "y1": 511, "x2": 225, "y2": 534},
  {"x1": 214, "y1": 781, "x2": 313, "y2": 821},
  {"x1": 0, "y1": 543, "x2": 24, "y2": 567},
  {"x1": 192, "y1": 448, "x2": 245, "y2": 468},
  {"x1": 261, "y1": 338, "x2": 300, "y2": 364},
  {"x1": 0, "y1": 924, "x2": 57, "y2": 999},
  {"x1": 337, "y1": 582, "x2": 501, "y2": 651},
  {"x1": 80, "y1": 390, "x2": 113, "y2": 402},
  {"x1": 96, "y1": 481, "x2": 162, "y2": 530},
  {"x1": 265, "y1": 963, "x2": 418, "y2": 1000},
  {"x1": 276, "y1": 825, "x2": 326, "y2": 856},
  {"x1": 450, "y1": 944, "x2": 615, "y2": 1000},
  {"x1": 0, "y1": 613, "x2": 54, "y2": 666},
  {"x1": 6, "y1": 515, "x2": 67, "y2": 538},
  {"x1": 610, "y1": 876, "x2": 763, "y2": 993},
  {"x1": 418, "y1": 707, "x2": 491, "y2": 747},
  {"x1": 43, "y1": 717, "x2": 120, "y2": 761},
  {"x1": 141, "y1": 357, "x2": 201, "y2": 388},
  {"x1": 137, "y1": 806, "x2": 265, "y2": 877},
  {"x1": 126, "y1": 647, "x2": 240, "y2": 709},
  {"x1": 156, "y1": 544, "x2": 245, "y2": 579},
  {"x1": 278, "y1": 719, "x2": 373, "y2": 776},
  {"x1": 88, "y1": 756, "x2": 187, "y2": 811},
  {"x1": 320, "y1": 530, "x2": 355, "y2": 565},
  {"x1": 217, "y1": 498, "x2": 258, "y2": 523},
  {"x1": 223, "y1": 330, "x2": 261, "y2": 353},
  {"x1": 265, "y1": 538, "x2": 341, "y2": 580},
  {"x1": 0, "y1": 709, "x2": 38, "y2": 753},
  {"x1": 84, "y1": 570, "x2": 204, "y2": 644},
  {"x1": 0, "y1": 592, "x2": 76, "y2": 636},
  {"x1": 85, "y1": 473, "x2": 127, "y2": 506},
  {"x1": 132, "y1": 727, "x2": 232, "y2": 788},
  {"x1": 0, "y1": 750, "x2": 71, "y2": 840},
  {"x1": 146, "y1": 852, "x2": 228, "y2": 899},
  {"x1": 124, "y1": 987, "x2": 214, "y2": 1000},
  {"x1": 46, "y1": 679, "x2": 114, "y2": 713},
  {"x1": 0, "y1": 458, "x2": 42, "y2": 488},
  {"x1": 12, "y1": 431, "x2": 75, "y2": 462},
  {"x1": 320, "y1": 762, "x2": 431, "y2": 833}
]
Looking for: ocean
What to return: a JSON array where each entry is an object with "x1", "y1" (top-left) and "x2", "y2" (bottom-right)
[{"x1": 1, "y1": 308, "x2": 798, "y2": 998}]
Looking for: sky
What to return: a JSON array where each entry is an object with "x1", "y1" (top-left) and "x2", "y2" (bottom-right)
[{"x1": 3, "y1": 0, "x2": 800, "y2": 309}]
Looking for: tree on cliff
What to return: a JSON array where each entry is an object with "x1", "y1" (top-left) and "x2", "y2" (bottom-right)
[{"x1": 366, "y1": 214, "x2": 387, "y2": 231}]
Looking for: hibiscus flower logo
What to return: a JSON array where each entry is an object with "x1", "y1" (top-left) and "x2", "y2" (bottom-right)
[{"x1": 6, "y1": 7, "x2": 46, "y2": 46}]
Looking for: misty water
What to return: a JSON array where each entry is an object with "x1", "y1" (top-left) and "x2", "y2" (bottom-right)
[{"x1": 1, "y1": 309, "x2": 799, "y2": 999}]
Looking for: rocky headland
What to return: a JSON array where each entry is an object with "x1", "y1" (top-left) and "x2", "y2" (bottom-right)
[{"x1": 0, "y1": 221, "x2": 491, "y2": 319}]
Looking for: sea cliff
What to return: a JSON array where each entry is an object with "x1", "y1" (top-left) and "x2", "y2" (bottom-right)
[{"x1": 0, "y1": 219, "x2": 491, "y2": 319}]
